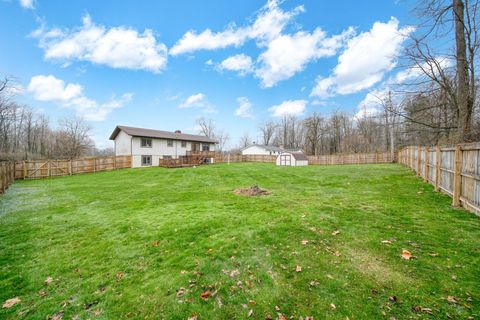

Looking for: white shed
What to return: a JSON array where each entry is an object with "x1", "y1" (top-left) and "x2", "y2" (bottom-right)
[{"x1": 276, "y1": 152, "x2": 309, "y2": 166}]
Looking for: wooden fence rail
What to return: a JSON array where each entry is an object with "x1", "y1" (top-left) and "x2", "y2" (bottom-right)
[
  {"x1": 0, "y1": 161, "x2": 15, "y2": 194},
  {"x1": 214, "y1": 152, "x2": 393, "y2": 164},
  {"x1": 398, "y1": 145, "x2": 480, "y2": 216},
  {"x1": 0, "y1": 156, "x2": 132, "y2": 194}
]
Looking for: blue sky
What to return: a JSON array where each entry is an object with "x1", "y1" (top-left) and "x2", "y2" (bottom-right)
[{"x1": 0, "y1": 0, "x2": 416, "y2": 148}]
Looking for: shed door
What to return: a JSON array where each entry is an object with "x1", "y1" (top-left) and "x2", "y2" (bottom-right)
[{"x1": 280, "y1": 155, "x2": 291, "y2": 166}]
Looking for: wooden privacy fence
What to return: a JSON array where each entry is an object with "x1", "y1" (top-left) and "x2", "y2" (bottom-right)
[
  {"x1": 214, "y1": 152, "x2": 393, "y2": 165},
  {"x1": 0, "y1": 162, "x2": 15, "y2": 194},
  {"x1": 398, "y1": 145, "x2": 480, "y2": 216}
]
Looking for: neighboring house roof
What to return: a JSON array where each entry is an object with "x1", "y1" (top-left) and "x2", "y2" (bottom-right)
[
  {"x1": 280, "y1": 151, "x2": 308, "y2": 161},
  {"x1": 109, "y1": 125, "x2": 218, "y2": 143},
  {"x1": 241, "y1": 145, "x2": 284, "y2": 153}
]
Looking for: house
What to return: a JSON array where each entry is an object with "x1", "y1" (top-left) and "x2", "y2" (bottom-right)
[
  {"x1": 276, "y1": 151, "x2": 309, "y2": 166},
  {"x1": 109, "y1": 125, "x2": 217, "y2": 167},
  {"x1": 241, "y1": 145, "x2": 284, "y2": 156}
]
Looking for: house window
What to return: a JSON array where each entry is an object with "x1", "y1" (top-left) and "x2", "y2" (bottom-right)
[
  {"x1": 141, "y1": 138, "x2": 152, "y2": 148},
  {"x1": 167, "y1": 140, "x2": 173, "y2": 147},
  {"x1": 141, "y1": 155, "x2": 152, "y2": 166},
  {"x1": 181, "y1": 141, "x2": 187, "y2": 148},
  {"x1": 202, "y1": 144, "x2": 210, "y2": 151}
]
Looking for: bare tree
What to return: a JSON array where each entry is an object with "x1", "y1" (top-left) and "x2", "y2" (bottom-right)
[
  {"x1": 55, "y1": 117, "x2": 93, "y2": 159},
  {"x1": 405, "y1": 0, "x2": 479, "y2": 142},
  {"x1": 196, "y1": 117, "x2": 216, "y2": 138},
  {"x1": 258, "y1": 120, "x2": 277, "y2": 145},
  {"x1": 239, "y1": 132, "x2": 251, "y2": 148}
]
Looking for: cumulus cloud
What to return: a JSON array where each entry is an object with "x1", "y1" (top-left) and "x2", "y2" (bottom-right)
[
  {"x1": 28, "y1": 75, "x2": 132, "y2": 121},
  {"x1": 268, "y1": 99, "x2": 306, "y2": 117},
  {"x1": 235, "y1": 97, "x2": 253, "y2": 118},
  {"x1": 170, "y1": 0, "x2": 303, "y2": 56},
  {"x1": 32, "y1": 15, "x2": 168, "y2": 73},
  {"x1": 256, "y1": 27, "x2": 354, "y2": 87},
  {"x1": 311, "y1": 17, "x2": 413, "y2": 98},
  {"x1": 217, "y1": 54, "x2": 254, "y2": 75},
  {"x1": 19, "y1": 0, "x2": 34, "y2": 9},
  {"x1": 178, "y1": 93, "x2": 215, "y2": 113}
]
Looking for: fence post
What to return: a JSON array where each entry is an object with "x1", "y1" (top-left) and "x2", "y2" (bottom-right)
[
  {"x1": 23, "y1": 160, "x2": 27, "y2": 179},
  {"x1": 113, "y1": 156, "x2": 116, "y2": 170},
  {"x1": 424, "y1": 147, "x2": 429, "y2": 182},
  {"x1": 417, "y1": 146, "x2": 421, "y2": 176},
  {"x1": 435, "y1": 146, "x2": 441, "y2": 191},
  {"x1": 93, "y1": 158, "x2": 96, "y2": 173},
  {"x1": 452, "y1": 144, "x2": 462, "y2": 207},
  {"x1": 69, "y1": 160, "x2": 72, "y2": 176}
]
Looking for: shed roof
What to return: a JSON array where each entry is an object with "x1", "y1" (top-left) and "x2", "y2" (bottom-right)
[
  {"x1": 109, "y1": 125, "x2": 218, "y2": 143},
  {"x1": 280, "y1": 151, "x2": 308, "y2": 161}
]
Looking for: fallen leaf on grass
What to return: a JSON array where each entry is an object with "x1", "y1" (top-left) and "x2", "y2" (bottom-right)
[
  {"x1": 381, "y1": 240, "x2": 392, "y2": 244},
  {"x1": 277, "y1": 314, "x2": 288, "y2": 320},
  {"x1": 301, "y1": 240, "x2": 309, "y2": 245},
  {"x1": 38, "y1": 290, "x2": 47, "y2": 297},
  {"x1": 295, "y1": 265, "x2": 302, "y2": 272},
  {"x1": 200, "y1": 290, "x2": 211, "y2": 300},
  {"x1": 428, "y1": 252, "x2": 439, "y2": 257},
  {"x1": 176, "y1": 287, "x2": 186, "y2": 298},
  {"x1": 309, "y1": 280, "x2": 320, "y2": 287},
  {"x1": 330, "y1": 303, "x2": 336, "y2": 310},
  {"x1": 51, "y1": 310, "x2": 64, "y2": 320},
  {"x1": 248, "y1": 309, "x2": 253, "y2": 317},
  {"x1": 447, "y1": 296, "x2": 458, "y2": 304},
  {"x1": 45, "y1": 277, "x2": 53, "y2": 285},
  {"x1": 412, "y1": 306, "x2": 433, "y2": 314},
  {"x1": 275, "y1": 306, "x2": 281, "y2": 311},
  {"x1": 401, "y1": 249, "x2": 412, "y2": 260},
  {"x1": 93, "y1": 308, "x2": 102, "y2": 316},
  {"x1": 2, "y1": 297, "x2": 21, "y2": 308},
  {"x1": 152, "y1": 240, "x2": 159, "y2": 247},
  {"x1": 305, "y1": 317, "x2": 314, "y2": 320},
  {"x1": 388, "y1": 296, "x2": 397, "y2": 302},
  {"x1": 188, "y1": 314, "x2": 198, "y2": 320},
  {"x1": 115, "y1": 272, "x2": 124, "y2": 281},
  {"x1": 331, "y1": 230, "x2": 340, "y2": 236}
]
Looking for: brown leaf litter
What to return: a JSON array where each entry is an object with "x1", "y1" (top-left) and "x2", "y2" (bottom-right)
[{"x1": 234, "y1": 185, "x2": 270, "y2": 196}]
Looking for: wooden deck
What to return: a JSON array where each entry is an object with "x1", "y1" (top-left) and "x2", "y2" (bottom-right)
[{"x1": 159, "y1": 152, "x2": 215, "y2": 168}]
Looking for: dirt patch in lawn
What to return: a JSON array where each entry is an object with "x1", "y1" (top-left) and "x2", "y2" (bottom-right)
[{"x1": 235, "y1": 185, "x2": 270, "y2": 196}]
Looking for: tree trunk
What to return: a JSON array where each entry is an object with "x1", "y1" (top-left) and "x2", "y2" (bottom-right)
[{"x1": 454, "y1": 0, "x2": 472, "y2": 142}]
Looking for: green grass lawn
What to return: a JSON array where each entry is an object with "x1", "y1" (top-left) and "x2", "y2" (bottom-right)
[{"x1": 0, "y1": 163, "x2": 479, "y2": 319}]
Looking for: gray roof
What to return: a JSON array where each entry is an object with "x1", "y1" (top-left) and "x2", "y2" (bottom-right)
[
  {"x1": 242, "y1": 145, "x2": 284, "y2": 152},
  {"x1": 109, "y1": 125, "x2": 218, "y2": 143},
  {"x1": 281, "y1": 151, "x2": 308, "y2": 161}
]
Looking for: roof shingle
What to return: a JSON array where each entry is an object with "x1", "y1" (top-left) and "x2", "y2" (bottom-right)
[{"x1": 109, "y1": 125, "x2": 218, "y2": 143}]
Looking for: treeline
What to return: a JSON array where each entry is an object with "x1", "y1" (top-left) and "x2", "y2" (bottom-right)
[
  {"x1": 238, "y1": 0, "x2": 479, "y2": 155},
  {"x1": 0, "y1": 78, "x2": 111, "y2": 160}
]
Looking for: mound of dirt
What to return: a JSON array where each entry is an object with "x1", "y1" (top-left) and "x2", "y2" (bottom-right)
[{"x1": 234, "y1": 185, "x2": 270, "y2": 196}]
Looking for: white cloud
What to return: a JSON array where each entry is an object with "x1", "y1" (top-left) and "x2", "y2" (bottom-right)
[
  {"x1": 268, "y1": 99, "x2": 306, "y2": 117},
  {"x1": 311, "y1": 17, "x2": 413, "y2": 98},
  {"x1": 169, "y1": 0, "x2": 303, "y2": 56},
  {"x1": 217, "y1": 54, "x2": 254, "y2": 75},
  {"x1": 27, "y1": 75, "x2": 132, "y2": 121},
  {"x1": 178, "y1": 93, "x2": 215, "y2": 113},
  {"x1": 19, "y1": 0, "x2": 34, "y2": 9},
  {"x1": 256, "y1": 27, "x2": 354, "y2": 87},
  {"x1": 32, "y1": 15, "x2": 168, "y2": 73},
  {"x1": 354, "y1": 90, "x2": 385, "y2": 119},
  {"x1": 235, "y1": 97, "x2": 253, "y2": 118}
]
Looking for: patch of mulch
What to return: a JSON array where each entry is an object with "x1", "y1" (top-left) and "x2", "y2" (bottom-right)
[{"x1": 234, "y1": 185, "x2": 270, "y2": 196}]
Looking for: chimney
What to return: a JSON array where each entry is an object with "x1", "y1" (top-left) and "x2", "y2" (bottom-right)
[{"x1": 174, "y1": 130, "x2": 182, "y2": 134}]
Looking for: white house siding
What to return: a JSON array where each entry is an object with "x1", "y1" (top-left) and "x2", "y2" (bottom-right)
[
  {"x1": 115, "y1": 130, "x2": 132, "y2": 156},
  {"x1": 242, "y1": 145, "x2": 278, "y2": 156},
  {"x1": 126, "y1": 137, "x2": 215, "y2": 168}
]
